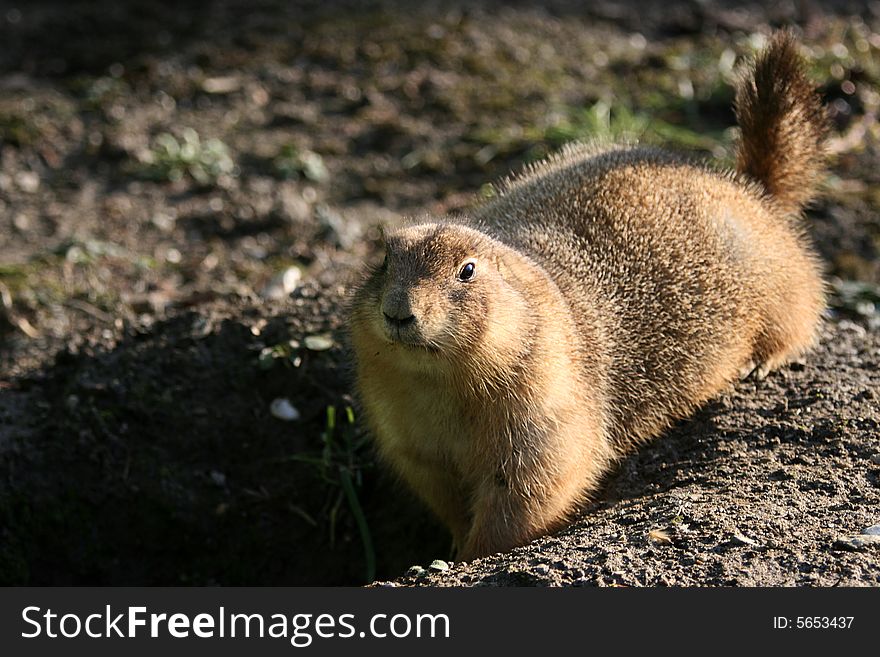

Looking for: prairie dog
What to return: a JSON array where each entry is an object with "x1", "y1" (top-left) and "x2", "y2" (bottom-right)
[{"x1": 348, "y1": 33, "x2": 827, "y2": 560}]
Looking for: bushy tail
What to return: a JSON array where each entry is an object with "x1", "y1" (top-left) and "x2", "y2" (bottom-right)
[{"x1": 734, "y1": 31, "x2": 828, "y2": 216}]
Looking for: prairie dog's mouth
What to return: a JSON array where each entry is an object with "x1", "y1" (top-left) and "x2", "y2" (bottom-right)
[
  {"x1": 379, "y1": 314, "x2": 443, "y2": 353},
  {"x1": 382, "y1": 314, "x2": 423, "y2": 346}
]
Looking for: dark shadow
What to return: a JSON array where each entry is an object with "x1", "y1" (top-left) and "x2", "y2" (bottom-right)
[
  {"x1": 589, "y1": 400, "x2": 733, "y2": 508},
  {"x1": 0, "y1": 307, "x2": 447, "y2": 585},
  {"x1": 3, "y1": 0, "x2": 877, "y2": 77}
]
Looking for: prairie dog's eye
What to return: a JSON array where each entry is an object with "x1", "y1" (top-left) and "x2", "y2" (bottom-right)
[
  {"x1": 380, "y1": 253, "x2": 388, "y2": 271},
  {"x1": 458, "y1": 261, "x2": 476, "y2": 281}
]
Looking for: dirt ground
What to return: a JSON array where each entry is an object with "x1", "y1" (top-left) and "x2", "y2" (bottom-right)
[{"x1": 1, "y1": 0, "x2": 878, "y2": 586}]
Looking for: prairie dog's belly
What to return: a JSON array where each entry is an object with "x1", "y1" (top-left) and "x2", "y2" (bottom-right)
[{"x1": 359, "y1": 360, "x2": 472, "y2": 474}]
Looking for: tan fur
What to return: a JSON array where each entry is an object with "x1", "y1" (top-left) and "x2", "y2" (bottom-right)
[
  {"x1": 348, "y1": 34, "x2": 827, "y2": 560},
  {"x1": 734, "y1": 31, "x2": 828, "y2": 216}
]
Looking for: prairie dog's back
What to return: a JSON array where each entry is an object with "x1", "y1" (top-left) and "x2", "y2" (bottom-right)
[{"x1": 473, "y1": 143, "x2": 824, "y2": 447}]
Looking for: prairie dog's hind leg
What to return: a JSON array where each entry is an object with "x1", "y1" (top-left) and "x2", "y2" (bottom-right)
[{"x1": 739, "y1": 360, "x2": 771, "y2": 381}]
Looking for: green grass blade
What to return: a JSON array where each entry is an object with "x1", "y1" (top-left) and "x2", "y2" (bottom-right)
[{"x1": 339, "y1": 468, "x2": 376, "y2": 583}]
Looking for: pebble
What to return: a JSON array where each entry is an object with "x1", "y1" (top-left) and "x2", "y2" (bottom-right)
[
  {"x1": 13, "y1": 212, "x2": 30, "y2": 231},
  {"x1": 534, "y1": 564, "x2": 550, "y2": 575},
  {"x1": 428, "y1": 559, "x2": 449, "y2": 572},
  {"x1": 261, "y1": 267, "x2": 302, "y2": 300},
  {"x1": 833, "y1": 534, "x2": 880, "y2": 551},
  {"x1": 837, "y1": 319, "x2": 866, "y2": 336},
  {"x1": 316, "y1": 204, "x2": 359, "y2": 249},
  {"x1": 202, "y1": 75, "x2": 242, "y2": 94},
  {"x1": 191, "y1": 316, "x2": 213, "y2": 338},
  {"x1": 732, "y1": 533, "x2": 761, "y2": 547},
  {"x1": 151, "y1": 212, "x2": 176, "y2": 232},
  {"x1": 304, "y1": 334, "x2": 334, "y2": 351},
  {"x1": 269, "y1": 398, "x2": 301, "y2": 421},
  {"x1": 863, "y1": 524, "x2": 880, "y2": 536},
  {"x1": 278, "y1": 186, "x2": 311, "y2": 223},
  {"x1": 405, "y1": 565, "x2": 427, "y2": 577},
  {"x1": 15, "y1": 171, "x2": 39, "y2": 193}
]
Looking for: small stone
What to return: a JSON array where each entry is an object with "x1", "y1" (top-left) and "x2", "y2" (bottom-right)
[
  {"x1": 270, "y1": 398, "x2": 301, "y2": 421},
  {"x1": 304, "y1": 334, "x2": 334, "y2": 351},
  {"x1": 863, "y1": 524, "x2": 880, "y2": 536},
  {"x1": 870, "y1": 454, "x2": 880, "y2": 465},
  {"x1": 534, "y1": 564, "x2": 550, "y2": 575},
  {"x1": 12, "y1": 212, "x2": 30, "y2": 231},
  {"x1": 257, "y1": 346, "x2": 276, "y2": 369},
  {"x1": 316, "y1": 204, "x2": 356, "y2": 247},
  {"x1": 210, "y1": 470, "x2": 227, "y2": 487},
  {"x1": 732, "y1": 533, "x2": 761, "y2": 547},
  {"x1": 15, "y1": 171, "x2": 39, "y2": 193},
  {"x1": 202, "y1": 76, "x2": 242, "y2": 94},
  {"x1": 833, "y1": 534, "x2": 880, "y2": 551},
  {"x1": 278, "y1": 187, "x2": 311, "y2": 223},
  {"x1": 837, "y1": 319, "x2": 867, "y2": 337},
  {"x1": 261, "y1": 267, "x2": 302, "y2": 300},
  {"x1": 428, "y1": 559, "x2": 449, "y2": 572},
  {"x1": 191, "y1": 317, "x2": 213, "y2": 338},
  {"x1": 151, "y1": 212, "x2": 176, "y2": 232},
  {"x1": 405, "y1": 566, "x2": 427, "y2": 577}
]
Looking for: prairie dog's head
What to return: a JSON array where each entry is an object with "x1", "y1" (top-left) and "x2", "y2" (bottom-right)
[{"x1": 350, "y1": 222, "x2": 531, "y2": 364}]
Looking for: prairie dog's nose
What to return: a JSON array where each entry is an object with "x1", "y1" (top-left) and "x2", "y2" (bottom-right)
[{"x1": 382, "y1": 289, "x2": 415, "y2": 325}]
